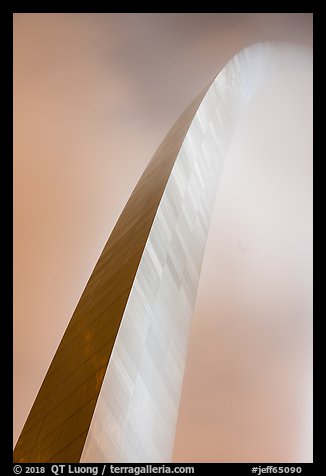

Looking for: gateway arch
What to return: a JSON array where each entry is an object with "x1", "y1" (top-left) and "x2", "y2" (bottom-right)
[{"x1": 14, "y1": 42, "x2": 312, "y2": 463}]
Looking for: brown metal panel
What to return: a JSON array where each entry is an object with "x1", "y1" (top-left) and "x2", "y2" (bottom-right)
[{"x1": 14, "y1": 89, "x2": 208, "y2": 463}]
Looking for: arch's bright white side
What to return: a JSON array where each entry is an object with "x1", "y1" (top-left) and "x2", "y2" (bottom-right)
[{"x1": 81, "y1": 43, "x2": 311, "y2": 462}]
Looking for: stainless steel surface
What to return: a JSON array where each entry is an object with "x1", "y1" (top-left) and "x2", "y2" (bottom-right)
[
  {"x1": 81, "y1": 43, "x2": 311, "y2": 462},
  {"x1": 14, "y1": 42, "x2": 311, "y2": 463}
]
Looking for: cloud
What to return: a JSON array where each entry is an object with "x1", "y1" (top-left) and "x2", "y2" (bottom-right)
[{"x1": 14, "y1": 14, "x2": 312, "y2": 461}]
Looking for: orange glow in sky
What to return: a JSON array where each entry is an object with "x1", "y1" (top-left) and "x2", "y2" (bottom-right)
[{"x1": 14, "y1": 13, "x2": 313, "y2": 462}]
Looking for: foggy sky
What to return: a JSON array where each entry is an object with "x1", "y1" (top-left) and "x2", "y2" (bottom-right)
[
  {"x1": 14, "y1": 13, "x2": 313, "y2": 461},
  {"x1": 173, "y1": 70, "x2": 313, "y2": 462}
]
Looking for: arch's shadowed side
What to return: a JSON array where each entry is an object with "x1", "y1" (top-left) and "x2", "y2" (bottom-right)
[
  {"x1": 13, "y1": 89, "x2": 207, "y2": 463},
  {"x1": 14, "y1": 43, "x2": 311, "y2": 463}
]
